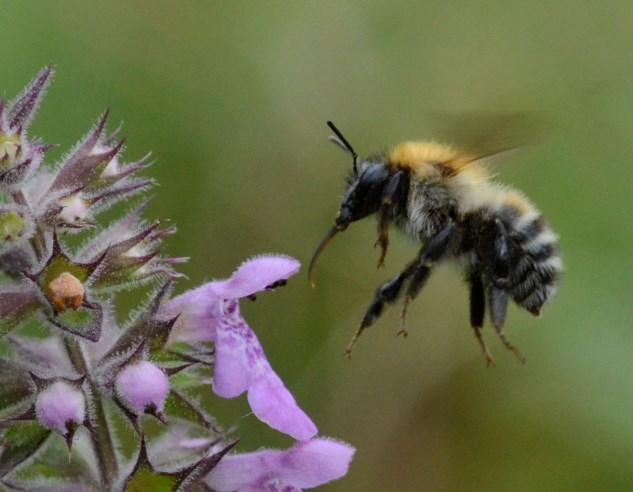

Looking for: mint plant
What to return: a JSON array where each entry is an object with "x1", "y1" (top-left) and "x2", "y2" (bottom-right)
[{"x1": 0, "y1": 68, "x2": 353, "y2": 492}]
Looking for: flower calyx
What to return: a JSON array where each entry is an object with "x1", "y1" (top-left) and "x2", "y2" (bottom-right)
[{"x1": 25, "y1": 231, "x2": 105, "y2": 341}]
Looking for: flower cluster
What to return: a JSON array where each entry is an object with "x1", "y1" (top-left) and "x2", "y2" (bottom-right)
[{"x1": 0, "y1": 69, "x2": 354, "y2": 491}]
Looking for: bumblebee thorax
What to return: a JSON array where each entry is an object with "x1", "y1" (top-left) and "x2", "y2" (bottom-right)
[{"x1": 388, "y1": 141, "x2": 470, "y2": 177}]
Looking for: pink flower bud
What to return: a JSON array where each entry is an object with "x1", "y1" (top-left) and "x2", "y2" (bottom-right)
[
  {"x1": 115, "y1": 361, "x2": 169, "y2": 415},
  {"x1": 35, "y1": 381, "x2": 85, "y2": 435}
]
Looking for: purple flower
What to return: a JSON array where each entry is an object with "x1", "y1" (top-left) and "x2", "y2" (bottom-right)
[
  {"x1": 206, "y1": 438, "x2": 355, "y2": 492},
  {"x1": 35, "y1": 381, "x2": 85, "y2": 435},
  {"x1": 115, "y1": 360, "x2": 169, "y2": 415},
  {"x1": 160, "y1": 255, "x2": 317, "y2": 441}
]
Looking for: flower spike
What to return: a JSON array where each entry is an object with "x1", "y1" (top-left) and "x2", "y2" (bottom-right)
[{"x1": 0, "y1": 69, "x2": 355, "y2": 490}]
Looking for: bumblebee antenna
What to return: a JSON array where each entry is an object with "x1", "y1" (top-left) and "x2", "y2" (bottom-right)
[{"x1": 327, "y1": 121, "x2": 358, "y2": 175}]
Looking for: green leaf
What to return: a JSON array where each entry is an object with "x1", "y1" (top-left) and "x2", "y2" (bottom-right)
[
  {"x1": 126, "y1": 467, "x2": 177, "y2": 492},
  {"x1": 0, "y1": 360, "x2": 32, "y2": 420},
  {"x1": 0, "y1": 423, "x2": 49, "y2": 477},
  {"x1": 47, "y1": 302, "x2": 102, "y2": 342}
]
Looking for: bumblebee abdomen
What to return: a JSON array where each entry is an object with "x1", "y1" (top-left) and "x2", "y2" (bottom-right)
[{"x1": 504, "y1": 210, "x2": 562, "y2": 315}]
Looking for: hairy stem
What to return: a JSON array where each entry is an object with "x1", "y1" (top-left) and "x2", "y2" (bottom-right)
[
  {"x1": 64, "y1": 338, "x2": 118, "y2": 489},
  {"x1": 30, "y1": 227, "x2": 47, "y2": 262}
]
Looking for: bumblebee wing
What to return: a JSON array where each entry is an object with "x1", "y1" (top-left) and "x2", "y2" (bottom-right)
[
  {"x1": 462, "y1": 145, "x2": 524, "y2": 168},
  {"x1": 430, "y1": 111, "x2": 545, "y2": 164}
]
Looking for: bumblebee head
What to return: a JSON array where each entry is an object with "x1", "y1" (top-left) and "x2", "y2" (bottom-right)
[
  {"x1": 309, "y1": 122, "x2": 390, "y2": 287},
  {"x1": 337, "y1": 161, "x2": 389, "y2": 226}
]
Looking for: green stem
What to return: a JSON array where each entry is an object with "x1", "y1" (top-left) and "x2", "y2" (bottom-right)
[
  {"x1": 90, "y1": 387, "x2": 119, "y2": 489},
  {"x1": 64, "y1": 338, "x2": 118, "y2": 489}
]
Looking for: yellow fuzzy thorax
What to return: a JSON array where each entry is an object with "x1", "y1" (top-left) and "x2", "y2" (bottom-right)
[
  {"x1": 388, "y1": 141, "x2": 489, "y2": 182},
  {"x1": 388, "y1": 141, "x2": 535, "y2": 215}
]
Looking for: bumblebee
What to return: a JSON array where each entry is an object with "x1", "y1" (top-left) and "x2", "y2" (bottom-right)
[{"x1": 309, "y1": 121, "x2": 562, "y2": 366}]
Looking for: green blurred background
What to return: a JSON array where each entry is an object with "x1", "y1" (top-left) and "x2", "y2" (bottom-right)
[{"x1": 3, "y1": 1, "x2": 633, "y2": 490}]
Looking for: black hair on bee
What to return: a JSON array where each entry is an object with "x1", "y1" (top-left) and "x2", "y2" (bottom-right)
[{"x1": 309, "y1": 121, "x2": 562, "y2": 366}]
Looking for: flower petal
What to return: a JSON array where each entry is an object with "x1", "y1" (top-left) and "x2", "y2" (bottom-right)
[
  {"x1": 209, "y1": 255, "x2": 300, "y2": 299},
  {"x1": 159, "y1": 283, "x2": 221, "y2": 344},
  {"x1": 213, "y1": 306, "x2": 317, "y2": 440},
  {"x1": 213, "y1": 315, "x2": 252, "y2": 398},
  {"x1": 248, "y1": 371, "x2": 317, "y2": 442},
  {"x1": 205, "y1": 447, "x2": 282, "y2": 491},
  {"x1": 278, "y1": 438, "x2": 356, "y2": 488},
  {"x1": 206, "y1": 439, "x2": 355, "y2": 491}
]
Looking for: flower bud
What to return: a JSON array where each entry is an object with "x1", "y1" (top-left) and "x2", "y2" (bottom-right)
[
  {"x1": 115, "y1": 361, "x2": 169, "y2": 416},
  {"x1": 35, "y1": 381, "x2": 85, "y2": 436},
  {"x1": 0, "y1": 206, "x2": 34, "y2": 251},
  {"x1": 48, "y1": 272, "x2": 85, "y2": 312},
  {"x1": 58, "y1": 194, "x2": 90, "y2": 225},
  {"x1": 0, "y1": 132, "x2": 21, "y2": 164},
  {"x1": 0, "y1": 209, "x2": 25, "y2": 241}
]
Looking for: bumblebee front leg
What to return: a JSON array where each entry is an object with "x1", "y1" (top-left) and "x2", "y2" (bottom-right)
[
  {"x1": 399, "y1": 223, "x2": 457, "y2": 336},
  {"x1": 375, "y1": 170, "x2": 409, "y2": 268},
  {"x1": 469, "y1": 272, "x2": 496, "y2": 367}
]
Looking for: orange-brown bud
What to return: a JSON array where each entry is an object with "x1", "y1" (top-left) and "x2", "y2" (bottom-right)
[{"x1": 48, "y1": 272, "x2": 85, "y2": 312}]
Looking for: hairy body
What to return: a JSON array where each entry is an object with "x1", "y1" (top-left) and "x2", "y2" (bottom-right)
[{"x1": 310, "y1": 124, "x2": 562, "y2": 365}]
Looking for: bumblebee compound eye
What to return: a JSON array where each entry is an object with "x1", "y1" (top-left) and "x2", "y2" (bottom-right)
[{"x1": 342, "y1": 163, "x2": 390, "y2": 222}]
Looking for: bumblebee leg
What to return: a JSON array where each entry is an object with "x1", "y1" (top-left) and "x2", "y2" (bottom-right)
[
  {"x1": 469, "y1": 273, "x2": 496, "y2": 367},
  {"x1": 469, "y1": 272, "x2": 486, "y2": 327},
  {"x1": 345, "y1": 265, "x2": 415, "y2": 357},
  {"x1": 375, "y1": 170, "x2": 409, "y2": 268},
  {"x1": 489, "y1": 286, "x2": 526, "y2": 364},
  {"x1": 375, "y1": 210, "x2": 390, "y2": 269},
  {"x1": 400, "y1": 223, "x2": 457, "y2": 336},
  {"x1": 492, "y1": 218, "x2": 511, "y2": 285},
  {"x1": 489, "y1": 219, "x2": 525, "y2": 363},
  {"x1": 399, "y1": 265, "x2": 431, "y2": 338}
]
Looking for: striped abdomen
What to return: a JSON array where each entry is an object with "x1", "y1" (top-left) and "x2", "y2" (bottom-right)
[{"x1": 506, "y1": 213, "x2": 562, "y2": 315}]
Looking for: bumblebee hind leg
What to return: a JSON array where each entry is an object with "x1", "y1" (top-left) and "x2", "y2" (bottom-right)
[
  {"x1": 488, "y1": 218, "x2": 526, "y2": 364},
  {"x1": 489, "y1": 286, "x2": 526, "y2": 364},
  {"x1": 469, "y1": 272, "x2": 496, "y2": 367}
]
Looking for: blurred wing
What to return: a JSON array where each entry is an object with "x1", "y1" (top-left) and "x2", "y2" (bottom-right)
[{"x1": 429, "y1": 111, "x2": 545, "y2": 165}]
